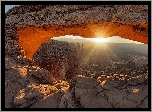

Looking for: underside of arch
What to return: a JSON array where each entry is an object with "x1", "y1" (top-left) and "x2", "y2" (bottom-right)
[
  {"x1": 5, "y1": 5, "x2": 148, "y2": 59},
  {"x1": 17, "y1": 20, "x2": 148, "y2": 59}
]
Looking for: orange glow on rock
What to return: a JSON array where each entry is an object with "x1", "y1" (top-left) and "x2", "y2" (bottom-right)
[{"x1": 17, "y1": 21, "x2": 148, "y2": 59}]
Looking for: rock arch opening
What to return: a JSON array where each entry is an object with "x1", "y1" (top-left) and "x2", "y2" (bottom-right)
[
  {"x1": 5, "y1": 5, "x2": 149, "y2": 108},
  {"x1": 17, "y1": 22, "x2": 148, "y2": 59}
]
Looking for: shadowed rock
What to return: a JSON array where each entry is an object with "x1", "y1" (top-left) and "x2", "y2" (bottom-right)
[
  {"x1": 33, "y1": 39, "x2": 77, "y2": 80},
  {"x1": 30, "y1": 90, "x2": 64, "y2": 108}
]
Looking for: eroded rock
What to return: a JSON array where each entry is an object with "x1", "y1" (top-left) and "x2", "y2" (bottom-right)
[
  {"x1": 27, "y1": 66, "x2": 54, "y2": 84},
  {"x1": 59, "y1": 75, "x2": 148, "y2": 108},
  {"x1": 5, "y1": 58, "x2": 29, "y2": 108},
  {"x1": 59, "y1": 88, "x2": 81, "y2": 108},
  {"x1": 5, "y1": 5, "x2": 148, "y2": 108},
  {"x1": 30, "y1": 90, "x2": 64, "y2": 108},
  {"x1": 13, "y1": 87, "x2": 44, "y2": 108},
  {"x1": 33, "y1": 39, "x2": 77, "y2": 80}
]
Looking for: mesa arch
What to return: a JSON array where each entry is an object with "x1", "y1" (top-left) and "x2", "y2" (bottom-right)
[{"x1": 5, "y1": 5, "x2": 148, "y2": 59}]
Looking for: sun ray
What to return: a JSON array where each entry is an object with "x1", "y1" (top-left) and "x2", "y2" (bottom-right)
[{"x1": 82, "y1": 44, "x2": 98, "y2": 67}]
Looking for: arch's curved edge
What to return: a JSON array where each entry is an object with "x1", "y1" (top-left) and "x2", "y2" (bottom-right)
[{"x1": 5, "y1": 5, "x2": 148, "y2": 58}]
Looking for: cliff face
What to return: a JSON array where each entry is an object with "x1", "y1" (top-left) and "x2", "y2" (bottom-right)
[
  {"x1": 33, "y1": 39, "x2": 77, "y2": 80},
  {"x1": 5, "y1": 5, "x2": 148, "y2": 58}
]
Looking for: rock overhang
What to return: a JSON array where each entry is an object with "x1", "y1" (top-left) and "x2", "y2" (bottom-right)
[{"x1": 5, "y1": 5, "x2": 148, "y2": 59}]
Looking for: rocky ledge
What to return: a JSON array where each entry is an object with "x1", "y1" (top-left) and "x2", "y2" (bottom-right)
[{"x1": 5, "y1": 50, "x2": 148, "y2": 108}]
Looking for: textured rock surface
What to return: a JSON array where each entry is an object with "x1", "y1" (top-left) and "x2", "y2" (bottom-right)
[
  {"x1": 27, "y1": 66, "x2": 55, "y2": 84},
  {"x1": 30, "y1": 90, "x2": 64, "y2": 108},
  {"x1": 5, "y1": 56, "x2": 70, "y2": 108},
  {"x1": 5, "y1": 57, "x2": 29, "y2": 108},
  {"x1": 5, "y1": 5, "x2": 148, "y2": 58},
  {"x1": 58, "y1": 75, "x2": 148, "y2": 108},
  {"x1": 33, "y1": 39, "x2": 77, "y2": 80},
  {"x1": 13, "y1": 87, "x2": 44, "y2": 108},
  {"x1": 59, "y1": 88, "x2": 81, "y2": 108},
  {"x1": 5, "y1": 56, "x2": 148, "y2": 108},
  {"x1": 5, "y1": 5, "x2": 148, "y2": 108}
]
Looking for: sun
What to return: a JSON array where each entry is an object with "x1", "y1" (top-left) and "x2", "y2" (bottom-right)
[{"x1": 91, "y1": 38, "x2": 109, "y2": 43}]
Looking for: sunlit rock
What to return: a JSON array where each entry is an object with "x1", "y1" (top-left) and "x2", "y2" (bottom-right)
[
  {"x1": 27, "y1": 66, "x2": 54, "y2": 84},
  {"x1": 30, "y1": 90, "x2": 65, "y2": 108},
  {"x1": 14, "y1": 87, "x2": 44, "y2": 108},
  {"x1": 5, "y1": 5, "x2": 148, "y2": 108},
  {"x1": 5, "y1": 65, "x2": 29, "y2": 108}
]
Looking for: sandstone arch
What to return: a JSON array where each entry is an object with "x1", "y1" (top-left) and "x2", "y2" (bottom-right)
[{"x1": 5, "y1": 5, "x2": 148, "y2": 59}]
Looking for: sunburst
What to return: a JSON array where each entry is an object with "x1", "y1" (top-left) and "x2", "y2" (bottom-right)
[{"x1": 91, "y1": 37, "x2": 109, "y2": 43}]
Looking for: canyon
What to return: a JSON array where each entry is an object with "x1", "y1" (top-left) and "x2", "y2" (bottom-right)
[{"x1": 5, "y1": 5, "x2": 148, "y2": 108}]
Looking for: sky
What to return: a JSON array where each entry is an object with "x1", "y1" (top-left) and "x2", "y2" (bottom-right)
[
  {"x1": 5, "y1": 5, "x2": 144, "y2": 44},
  {"x1": 5, "y1": 5, "x2": 20, "y2": 13},
  {"x1": 52, "y1": 35, "x2": 144, "y2": 44}
]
